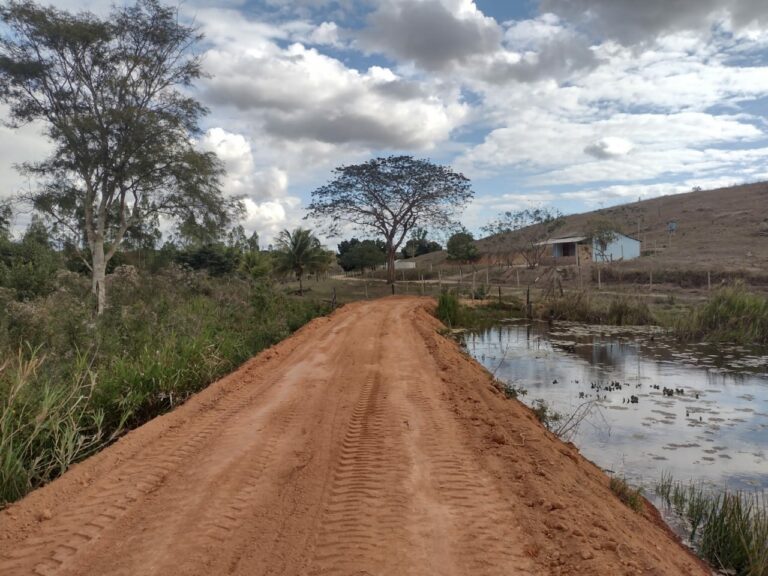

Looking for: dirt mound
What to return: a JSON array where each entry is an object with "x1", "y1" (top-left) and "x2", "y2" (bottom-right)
[{"x1": 0, "y1": 297, "x2": 707, "y2": 575}]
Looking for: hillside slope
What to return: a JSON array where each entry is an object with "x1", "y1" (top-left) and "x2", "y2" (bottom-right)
[{"x1": 419, "y1": 181, "x2": 768, "y2": 275}]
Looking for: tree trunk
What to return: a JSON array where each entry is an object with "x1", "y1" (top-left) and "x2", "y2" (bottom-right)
[
  {"x1": 92, "y1": 240, "x2": 107, "y2": 315},
  {"x1": 298, "y1": 273, "x2": 304, "y2": 296},
  {"x1": 386, "y1": 247, "x2": 396, "y2": 284}
]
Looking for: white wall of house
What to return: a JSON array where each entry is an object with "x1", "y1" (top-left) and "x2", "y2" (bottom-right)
[{"x1": 593, "y1": 234, "x2": 640, "y2": 262}]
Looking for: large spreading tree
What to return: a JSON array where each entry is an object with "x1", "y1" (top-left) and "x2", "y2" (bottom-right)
[
  {"x1": 307, "y1": 156, "x2": 473, "y2": 284},
  {"x1": 0, "y1": 0, "x2": 241, "y2": 313}
]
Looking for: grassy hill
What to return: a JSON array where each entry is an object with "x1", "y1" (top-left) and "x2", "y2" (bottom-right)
[{"x1": 415, "y1": 181, "x2": 768, "y2": 285}]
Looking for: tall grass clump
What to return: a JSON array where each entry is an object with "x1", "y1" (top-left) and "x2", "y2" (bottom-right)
[
  {"x1": 0, "y1": 348, "x2": 107, "y2": 503},
  {"x1": 655, "y1": 474, "x2": 768, "y2": 576},
  {"x1": 540, "y1": 292, "x2": 655, "y2": 326},
  {"x1": 674, "y1": 285, "x2": 768, "y2": 345},
  {"x1": 436, "y1": 290, "x2": 460, "y2": 327},
  {"x1": 0, "y1": 266, "x2": 328, "y2": 506}
]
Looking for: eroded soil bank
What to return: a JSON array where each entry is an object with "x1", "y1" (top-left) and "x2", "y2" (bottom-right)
[{"x1": 0, "y1": 297, "x2": 707, "y2": 575}]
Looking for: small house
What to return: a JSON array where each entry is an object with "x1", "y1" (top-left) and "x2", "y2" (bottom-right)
[{"x1": 541, "y1": 232, "x2": 640, "y2": 264}]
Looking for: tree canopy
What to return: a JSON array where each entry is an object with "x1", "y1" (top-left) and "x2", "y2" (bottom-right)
[
  {"x1": 446, "y1": 229, "x2": 479, "y2": 262},
  {"x1": 274, "y1": 228, "x2": 329, "y2": 295},
  {"x1": 401, "y1": 227, "x2": 442, "y2": 259},
  {"x1": 0, "y1": 0, "x2": 241, "y2": 313},
  {"x1": 307, "y1": 156, "x2": 472, "y2": 283},
  {"x1": 337, "y1": 238, "x2": 386, "y2": 272}
]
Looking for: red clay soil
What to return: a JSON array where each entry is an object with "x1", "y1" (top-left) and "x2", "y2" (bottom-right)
[{"x1": 0, "y1": 297, "x2": 709, "y2": 576}]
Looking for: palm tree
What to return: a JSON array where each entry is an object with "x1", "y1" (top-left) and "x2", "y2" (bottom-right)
[{"x1": 274, "y1": 227, "x2": 326, "y2": 295}]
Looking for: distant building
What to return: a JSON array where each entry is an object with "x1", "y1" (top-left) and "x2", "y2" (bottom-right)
[
  {"x1": 540, "y1": 232, "x2": 641, "y2": 264},
  {"x1": 393, "y1": 260, "x2": 417, "y2": 270}
]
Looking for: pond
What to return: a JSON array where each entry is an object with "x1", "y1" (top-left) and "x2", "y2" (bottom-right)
[{"x1": 465, "y1": 321, "x2": 768, "y2": 492}]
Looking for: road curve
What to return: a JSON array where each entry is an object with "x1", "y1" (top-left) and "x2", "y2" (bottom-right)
[{"x1": 1, "y1": 297, "x2": 707, "y2": 576}]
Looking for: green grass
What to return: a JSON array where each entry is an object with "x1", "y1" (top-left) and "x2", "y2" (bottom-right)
[
  {"x1": 0, "y1": 268, "x2": 328, "y2": 506},
  {"x1": 436, "y1": 291, "x2": 460, "y2": 327},
  {"x1": 673, "y1": 285, "x2": 768, "y2": 345},
  {"x1": 609, "y1": 476, "x2": 644, "y2": 512},
  {"x1": 655, "y1": 474, "x2": 768, "y2": 576}
]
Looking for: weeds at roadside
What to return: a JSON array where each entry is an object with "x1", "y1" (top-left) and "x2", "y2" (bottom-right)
[
  {"x1": 436, "y1": 291, "x2": 460, "y2": 327},
  {"x1": 0, "y1": 270, "x2": 329, "y2": 507},
  {"x1": 655, "y1": 473, "x2": 768, "y2": 576},
  {"x1": 610, "y1": 476, "x2": 644, "y2": 512}
]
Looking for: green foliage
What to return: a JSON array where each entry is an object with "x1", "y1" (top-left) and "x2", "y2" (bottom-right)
[
  {"x1": 401, "y1": 228, "x2": 442, "y2": 259},
  {"x1": 0, "y1": 0, "x2": 241, "y2": 312},
  {"x1": 238, "y1": 250, "x2": 272, "y2": 280},
  {"x1": 446, "y1": 230, "x2": 479, "y2": 262},
  {"x1": 656, "y1": 474, "x2": 768, "y2": 576},
  {"x1": 609, "y1": 476, "x2": 644, "y2": 512},
  {"x1": 674, "y1": 285, "x2": 768, "y2": 344},
  {"x1": 174, "y1": 243, "x2": 240, "y2": 276},
  {"x1": 0, "y1": 219, "x2": 60, "y2": 300},
  {"x1": 0, "y1": 268, "x2": 328, "y2": 506},
  {"x1": 0, "y1": 348, "x2": 106, "y2": 503},
  {"x1": 274, "y1": 228, "x2": 328, "y2": 294},
  {"x1": 436, "y1": 291, "x2": 460, "y2": 327},
  {"x1": 0, "y1": 203, "x2": 11, "y2": 239},
  {"x1": 338, "y1": 238, "x2": 386, "y2": 271}
]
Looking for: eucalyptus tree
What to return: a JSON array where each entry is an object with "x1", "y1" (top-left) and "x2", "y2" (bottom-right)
[
  {"x1": 0, "y1": 0, "x2": 241, "y2": 313},
  {"x1": 307, "y1": 156, "x2": 473, "y2": 284}
]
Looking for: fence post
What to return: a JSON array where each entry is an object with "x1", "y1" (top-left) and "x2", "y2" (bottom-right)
[
  {"x1": 391, "y1": 283, "x2": 395, "y2": 295},
  {"x1": 526, "y1": 286, "x2": 532, "y2": 319},
  {"x1": 498, "y1": 285, "x2": 502, "y2": 304},
  {"x1": 649, "y1": 270, "x2": 653, "y2": 292},
  {"x1": 516, "y1": 268, "x2": 520, "y2": 288},
  {"x1": 707, "y1": 270, "x2": 711, "y2": 291},
  {"x1": 332, "y1": 287, "x2": 337, "y2": 309},
  {"x1": 365, "y1": 282, "x2": 368, "y2": 299},
  {"x1": 598, "y1": 266, "x2": 602, "y2": 290}
]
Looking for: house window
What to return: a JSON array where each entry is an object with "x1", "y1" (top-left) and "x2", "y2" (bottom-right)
[{"x1": 561, "y1": 243, "x2": 576, "y2": 257}]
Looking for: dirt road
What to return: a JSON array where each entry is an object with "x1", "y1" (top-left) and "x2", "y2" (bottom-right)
[{"x1": 1, "y1": 298, "x2": 707, "y2": 576}]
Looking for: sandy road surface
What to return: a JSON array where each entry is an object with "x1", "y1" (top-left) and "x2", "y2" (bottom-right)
[{"x1": 1, "y1": 297, "x2": 708, "y2": 576}]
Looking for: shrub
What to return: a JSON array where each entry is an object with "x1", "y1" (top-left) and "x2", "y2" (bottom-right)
[
  {"x1": 436, "y1": 291, "x2": 460, "y2": 327},
  {"x1": 674, "y1": 285, "x2": 768, "y2": 344}
]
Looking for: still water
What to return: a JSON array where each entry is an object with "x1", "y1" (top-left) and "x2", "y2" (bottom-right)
[{"x1": 465, "y1": 321, "x2": 768, "y2": 491}]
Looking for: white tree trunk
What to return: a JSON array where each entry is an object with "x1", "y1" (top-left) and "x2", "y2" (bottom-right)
[{"x1": 92, "y1": 239, "x2": 107, "y2": 315}]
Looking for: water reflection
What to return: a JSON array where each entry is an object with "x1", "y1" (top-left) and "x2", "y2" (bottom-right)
[{"x1": 466, "y1": 321, "x2": 768, "y2": 491}]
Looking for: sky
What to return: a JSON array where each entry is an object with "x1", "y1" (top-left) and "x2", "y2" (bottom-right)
[{"x1": 2, "y1": 0, "x2": 768, "y2": 245}]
